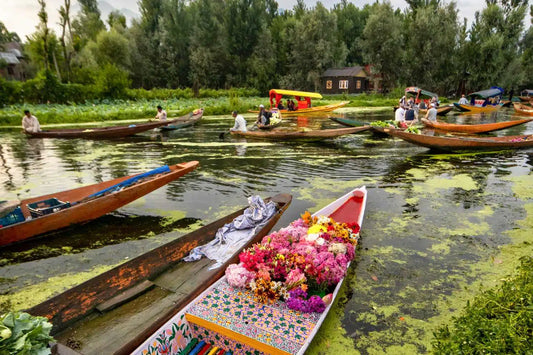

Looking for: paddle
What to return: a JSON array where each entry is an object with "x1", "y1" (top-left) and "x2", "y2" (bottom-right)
[{"x1": 219, "y1": 130, "x2": 230, "y2": 139}]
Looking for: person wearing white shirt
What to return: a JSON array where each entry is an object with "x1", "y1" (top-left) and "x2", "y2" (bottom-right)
[
  {"x1": 458, "y1": 94, "x2": 468, "y2": 105},
  {"x1": 21, "y1": 110, "x2": 41, "y2": 133},
  {"x1": 425, "y1": 103, "x2": 438, "y2": 122},
  {"x1": 230, "y1": 110, "x2": 247, "y2": 132},
  {"x1": 155, "y1": 105, "x2": 167, "y2": 120},
  {"x1": 395, "y1": 105, "x2": 405, "y2": 123}
]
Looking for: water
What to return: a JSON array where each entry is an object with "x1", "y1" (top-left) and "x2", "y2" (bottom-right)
[{"x1": 0, "y1": 108, "x2": 532, "y2": 354}]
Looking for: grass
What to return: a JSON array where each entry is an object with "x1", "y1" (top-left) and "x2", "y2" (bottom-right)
[{"x1": 432, "y1": 256, "x2": 533, "y2": 354}]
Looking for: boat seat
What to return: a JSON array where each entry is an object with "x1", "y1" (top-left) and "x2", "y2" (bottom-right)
[{"x1": 95, "y1": 280, "x2": 155, "y2": 313}]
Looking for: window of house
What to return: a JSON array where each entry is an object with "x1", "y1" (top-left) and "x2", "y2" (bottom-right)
[
  {"x1": 326, "y1": 80, "x2": 332, "y2": 89},
  {"x1": 339, "y1": 80, "x2": 348, "y2": 89},
  {"x1": 356, "y1": 80, "x2": 361, "y2": 89}
]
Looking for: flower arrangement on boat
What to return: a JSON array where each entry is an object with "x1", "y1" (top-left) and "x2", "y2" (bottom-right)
[{"x1": 225, "y1": 211, "x2": 360, "y2": 313}]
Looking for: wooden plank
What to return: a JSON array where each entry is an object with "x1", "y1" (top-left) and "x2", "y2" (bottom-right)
[{"x1": 95, "y1": 280, "x2": 155, "y2": 313}]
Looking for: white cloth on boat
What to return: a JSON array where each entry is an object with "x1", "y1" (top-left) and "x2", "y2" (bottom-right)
[{"x1": 183, "y1": 195, "x2": 277, "y2": 269}]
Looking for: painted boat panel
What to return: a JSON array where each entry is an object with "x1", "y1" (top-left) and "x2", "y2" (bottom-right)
[{"x1": 0, "y1": 162, "x2": 199, "y2": 246}]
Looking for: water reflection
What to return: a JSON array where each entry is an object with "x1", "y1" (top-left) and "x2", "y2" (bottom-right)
[{"x1": 0, "y1": 108, "x2": 532, "y2": 353}]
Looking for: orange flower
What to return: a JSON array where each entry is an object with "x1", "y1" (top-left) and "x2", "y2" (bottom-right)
[{"x1": 301, "y1": 211, "x2": 312, "y2": 224}]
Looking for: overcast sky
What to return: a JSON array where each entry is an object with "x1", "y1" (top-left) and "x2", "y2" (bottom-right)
[{"x1": 0, "y1": 0, "x2": 523, "y2": 41}]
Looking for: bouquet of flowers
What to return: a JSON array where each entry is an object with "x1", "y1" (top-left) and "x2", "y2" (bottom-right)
[{"x1": 225, "y1": 211, "x2": 360, "y2": 313}]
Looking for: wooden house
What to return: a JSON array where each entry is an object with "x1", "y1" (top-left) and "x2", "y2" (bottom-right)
[{"x1": 320, "y1": 66, "x2": 369, "y2": 94}]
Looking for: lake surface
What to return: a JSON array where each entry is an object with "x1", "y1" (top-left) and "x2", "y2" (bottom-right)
[{"x1": 1, "y1": 108, "x2": 532, "y2": 354}]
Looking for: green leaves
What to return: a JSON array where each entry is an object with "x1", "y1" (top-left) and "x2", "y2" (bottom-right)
[{"x1": 0, "y1": 311, "x2": 54, "y2": 355}]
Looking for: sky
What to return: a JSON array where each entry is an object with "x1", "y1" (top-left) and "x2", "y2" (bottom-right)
[{"x1": 0, "y1": 0, "x2": 518, "y2": 41}]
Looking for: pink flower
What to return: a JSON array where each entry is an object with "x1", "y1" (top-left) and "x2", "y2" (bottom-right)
[{"x1": 226, "y1": 263, "x2": 256, "y2": 288}]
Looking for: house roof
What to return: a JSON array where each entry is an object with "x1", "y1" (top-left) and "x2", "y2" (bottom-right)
[
  {"x1": 322, "y1": 66, "x2": 366, "y2": 77},
  {"x1": 0, "y1": 52, "x2": 20, "y2": 65}
]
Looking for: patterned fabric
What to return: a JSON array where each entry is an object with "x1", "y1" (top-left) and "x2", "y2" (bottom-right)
[{"x1": 187, "y1": 280, "x2": 320, "y2": 354}]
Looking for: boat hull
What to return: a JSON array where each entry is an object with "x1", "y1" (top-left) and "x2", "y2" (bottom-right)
[
  {"x1": 159, "y1": 110, "x2": 203, "y2": 130},
  {"x1": 513, "y1": 102, "x2": 533, "y2": 116},
  {"x1": 230, "y1": 126, "x2": 370, "y2": 140},
  {"x1": 377, "y1": 127, "x2": 533, "y2": 151},
  {"x1": 423, "y1": 117, "x2": 533, "y2": 133},
  {"x1": 453, "y1": 103, "x2": 502, "y2": 113},
  {"x1": 0, "y1": 162, "x2": 199, "y2": 246}
]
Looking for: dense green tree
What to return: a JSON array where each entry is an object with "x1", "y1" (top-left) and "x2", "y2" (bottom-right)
[
  {"x1": 72, "y1": 0, "x2": 106, "y2": 43},
  {"x1": 333, "y1": 0, "x2": 369, "y2": 65},
  {"x1": 58, "y1": 0, "x2": 73, "y2": 81},
  {"x1": 189, "y1": 0, "x2": 227, "y2": 89},
  {"x1": 361, "y1": 2, "x2": 403, "y2": 91},
  {"x1": 402, "y1": 2, "x2": 460, "y2": 94},
  {"x1": 0, "y1": 22, "x2": 20, "y2": 49},
  {"x1": 465, "y1": 0, "x2": 527, "y2": 90}
]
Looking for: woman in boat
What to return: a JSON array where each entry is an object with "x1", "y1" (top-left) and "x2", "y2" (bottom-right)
[
  {"x1": 255, "y1": 105, "x2": 271, "y2": 127},
  {"x1": 22, "y1": 110, "x2": 41, "y2": 133}
]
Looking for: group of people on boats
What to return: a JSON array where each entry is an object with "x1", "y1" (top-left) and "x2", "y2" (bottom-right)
[{"x1": 395, "y1": 95, "x2": 438, "y2": 127}]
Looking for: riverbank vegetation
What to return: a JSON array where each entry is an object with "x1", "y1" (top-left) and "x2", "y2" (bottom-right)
[
  {"x1": 1, "y1": 0, "x2": 532, "y2": 107},
  {"x1": 432, "y1": 256, "x2": 533, "y2": 353}
]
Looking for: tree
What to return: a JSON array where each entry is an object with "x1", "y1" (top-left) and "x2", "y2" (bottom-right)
[
  {"x1": 72, "y1": 0, "x2": 105, "y2": 43},
  {"x1": 58, "y1": 0, "x2": 73, "y2": 81},
  {"x1": 333, "y1": 0, "x2": 369, "y2": 65},
  {"x1": 361, "y1": 2, "x2": 403, "y2": 91},
  {"x1": 0, "y1": 22, "x2": 20, "y2": 50}
]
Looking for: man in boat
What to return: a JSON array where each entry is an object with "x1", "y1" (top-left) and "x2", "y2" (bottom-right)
[
  {"x1": 21, "y1": 110, "x2": 41, "y2": 133},
  {"x1": 458, "y1": 94, "x2": 468, "y2": 105},
  {"x1": 425, "y1": 103, "x2": 438, "y2": 122},
  {"x1": 154, "y1": 105, "x2": 167, "y2": 121},
  {"x1": 230, "y1": 110, "x2": 247, "y2": 132},
  {"x1": 255, "y1": 105, "x2": 271, "y2": 127}
]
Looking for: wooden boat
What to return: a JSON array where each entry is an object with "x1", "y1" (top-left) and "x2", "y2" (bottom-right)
[
  {"x1": 518, "y1": 89, "x2": 533, "y2": 101},
  {"x1": 250, "y1": 89, "x2": 348, "y2": 116},
  {"x1": 230, "y1": 126, "x2": 370, "y2": 140},
  {"x1": 376, "y1": 127, "x2": 533, "y2": 151},
  {"x1": 33, "y1": 193, "x2": 291, "y2": 354},
  {"x1": 453, "y1": 87, "x2": 505, "y2": 113},
  {"x1": 422, "y1": 117, "x2": 533, "y2": 133},
  {"x1": 513, "y1": 102, "x2": 533, "y2": 116},
  {"x1": 329, "y1": 117, "x2": 368, "y2": 127},
  {"x1": 160, "y1": 109, "x2": 204, "y2": 131},
  {"x1": 133, "y1": 186, "x2": 367, "y2": 355},
  {"x1": 0, "y1": 162, "x2": 199, "y2": 246},
  {"x1": 419, "y1": 105, "x2": 454, "y2": 116}
]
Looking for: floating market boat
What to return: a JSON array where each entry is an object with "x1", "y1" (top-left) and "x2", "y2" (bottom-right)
[
  {"x1": 518, "y1": 89, "x2": 533, "y2": 102},
  {"x1": 513, "y1": 102, "x2": 533, "y2": 116},
  {"x1": 394, "y1": 87, "x2": 452, "y2": 116},
  {"x1": 257, "y1": 107, "x2": 283, "y2": 130},
  {"x1": 375, "y1": 127, "x2": 533, "y2": 152},
  {"x1": 160, "y1": 109, "x2": 204, "y2": 131},
  {"x1": 249, "y1": 89, "x2": 348, "y2": 116},
  {"x1": 422, "y1": 117, "x2": 533, "y2": 133},
  {"x1": 230, "y1": 126, "x2": 370, "y2": 140},
  {"x1": 133, "y1": 186, "x2": 367, "y2": 355},
  {"x1": 24, "y1": 111, "x2": 199, "y2": 139},
  {"x1": 453, "y1": 87, "x2": 505, "y2": 113},
  {"x1": 0, "y1": 162, "x2": 199, "y2": 246},
  {"x1": 34, "y1": 193, "x2": 292, "y2": 355}
]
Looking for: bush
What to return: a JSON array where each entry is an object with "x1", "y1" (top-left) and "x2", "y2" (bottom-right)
[
  {"x1": 93, "y1": 64, "x2": 131, "y2": 99},
  {"x1": 432, "y1": 256, "x2": 533, "y2": 354}
]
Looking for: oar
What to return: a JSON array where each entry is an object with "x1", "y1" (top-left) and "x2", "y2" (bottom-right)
[{"x1": 219, "y1": 130, "x2": 230, "y2": 139}]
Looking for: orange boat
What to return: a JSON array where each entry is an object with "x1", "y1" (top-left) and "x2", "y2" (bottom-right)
[
  {"x1": 0, "y1": 162, "x2": 199, "y2": 246},
  {"x1": 250, "y1": 89, "x2": 348, "y2": 116},
  {"x1": 230, "y1": 126, "x2": 370, "y2": 140},
  {"x1": 513, "y1": 102, "x2": 533, "y2": 116},
  {"x1": 422, "y1": 117, "x2": 533, "y2": 133},
  {"x1": 375, "y1": 127, "x2": 533, "y2": 152},
  {"x1": 453, "y1": 87, "x2": 505, "y2": 113}
]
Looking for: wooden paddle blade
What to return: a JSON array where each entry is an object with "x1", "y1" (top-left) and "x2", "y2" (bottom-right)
[{"x1": 219, "y1": 132, "x2": 226, "y2": 139}]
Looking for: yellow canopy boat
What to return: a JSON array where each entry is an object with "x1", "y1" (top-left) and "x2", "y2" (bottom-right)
[{"x1": 250, "y1": 89, "x2": 348, "y2": 116}]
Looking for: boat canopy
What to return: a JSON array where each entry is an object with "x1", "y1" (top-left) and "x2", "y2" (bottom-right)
[
  {"x1": 467, "y1": 87, "x2": 504, "y2": 99},
  {"x1": 520, "y1": 89, "x2": 533, "y2": 96},
  {"x1": 269, "y1": 89, "x2": 322, "y2": 109},
  {"x1": 404, "y1": 86, "x2": 437, "y2": 99}
]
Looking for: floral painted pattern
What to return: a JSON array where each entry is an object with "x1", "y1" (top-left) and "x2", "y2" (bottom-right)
[
  {"x1": 187, "y1": 280, "x2": 320, "y2": 354},
  {"x1": 136, "y1": 313, "x2": 192, "y2": 355}
]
